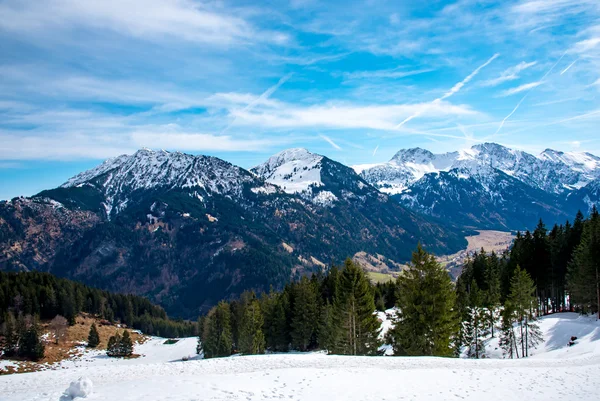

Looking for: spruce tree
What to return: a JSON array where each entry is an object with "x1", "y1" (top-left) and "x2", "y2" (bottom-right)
[
  {"x1": 107, "y1": 332, "x2": 121, "y2": 357},
  {"x1": 567, "y1": 207, "x2": 600, "y2": 317},
  {"x1": 262, "y1": 291, "x2": 289, "y2": 352},
  {"x1": 331, "y1": 259, "x2": 381, "y2": 356},
  {"x1": 238, "y1": 298, "x2": 265, "y2": 355},
  {"x1": 201, "y1": 301, "x2": 233, "y2": 359},
  {"x1": 507, "y1": 265, "x2": 542, "y2": 357},
  {"x1": 389, "y1": 244, "x2": 458, "y2": 357},
  {"x1": 87, "y1": 323, "x2": 100, "y2": 348},
  {"x1": 120, "y1": 330, "x2": 133, "y2": 357},
  {"x1": 499, "y1": 302, "x2": 519, "y2": 359},
  {"x1": 18, "y1": 318, "x2": 45, "y2": 361},
  {"x1": 1, "y1": 312, "x2": 18, "y2": 357},
  {"x1": 462, "y1": 280, "x2": 488, "y2": 358},
  {"x1": 290, "y1": 277, "x2": 319, "y2": 351}
]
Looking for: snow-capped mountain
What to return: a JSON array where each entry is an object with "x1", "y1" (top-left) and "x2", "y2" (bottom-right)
[
  {"x1": 62, "y1": 148, "x2": 278, "y2": 216},
  {"x1": 252, "y1": 148, "x2": 373, "y2": 207},
  {"x1": 355, "y1": 143, "x2": 600, "y2": 196},
  {"x1": 356, "y1": 143, "x2": 600, "y2": 229},
  {"x1": 2, "y1": 148, "x2": 467, "y2": 317}
]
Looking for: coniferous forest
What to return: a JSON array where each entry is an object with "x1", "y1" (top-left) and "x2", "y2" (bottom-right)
[
  {"x1": 0, "y1": 271, "x2": 196, "y2": 339},
  {"x1": 1, "y1": 208, "x2": 599, "y2": 361}
]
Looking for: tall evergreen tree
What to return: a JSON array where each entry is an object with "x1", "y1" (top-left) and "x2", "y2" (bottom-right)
[
  {"x1": 389, "y1": 244, "x2": 458, "y2": 357},
  {"x1": 238, "y1": 298, "x2": 265, "y2": 355},
  {"x1": 120, "y1": 330, "x2": 133, "y2": 357},
  {"x1": 201, "y1": 301, "x2": 233, "y2": 359},
  {"x1": 87, "y1": 323, "x2": 100, "y2": 348},
  {"x1": 290, "y1": 277, "x2": 319, "y2": 351},
  {"x1": 507, "y1": 265, "x2": 542, "y2": 357},
  {"x1": 331, "y1": 259, "x2": 381, "y2": 356},
  {"x1": 567, "y1": 206, "x2": 600, "y2": 317},
  {"x1": 18, "y1": 318, "x2": 45, "y2": 361},
  {"x1": 261, "y1": 290, "x2": 289, "y2": 352}
]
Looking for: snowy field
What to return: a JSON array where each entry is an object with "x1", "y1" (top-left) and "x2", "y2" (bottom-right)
[{"x1": 1, "y1": 313, "x2": 599, "y2": 401}]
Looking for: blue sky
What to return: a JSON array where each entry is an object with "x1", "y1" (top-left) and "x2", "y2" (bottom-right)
[{"x1": 1, "y1": 0, "x2": 599, "y2": 200}]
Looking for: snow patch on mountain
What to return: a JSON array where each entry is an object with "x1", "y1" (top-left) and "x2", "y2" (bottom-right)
[
  {"x1": 61, "y1": 149, "x2": 258, "y2": 215},
  {"x1": 357, "y1": 143, "x2": 600, "y2": 196},
  {"x1": 252, "y1": 148, "x2": 324, "y2": 194}
]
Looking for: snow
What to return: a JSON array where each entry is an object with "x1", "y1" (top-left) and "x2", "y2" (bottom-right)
[
  {"x1": 60, "y1": 377, "x2": 93, "y2": 400},
  {"x1": 61, "y1": 149, "x2": 256, "y2": 215},
  {"x1": 3, "y1": 314, "x2": 600, "y2": 401},
  {"x1": 312, "y1": 190, "x2": 338, "y2": 207},
  {"x1": 359, "y1": 143, "x2": 600, "y2": 196},
  {"x1": 253, "y1": 148, "x2": 324, "y2": 194}
]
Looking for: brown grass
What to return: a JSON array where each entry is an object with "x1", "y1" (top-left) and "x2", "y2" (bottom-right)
[{"x1": 0, "y1": 313, "x2": 147, "y2": 375}]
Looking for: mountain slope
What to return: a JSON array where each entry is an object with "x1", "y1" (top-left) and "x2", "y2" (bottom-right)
[
  {"x1": 357, "y1": 143, "x2": 600, "y2": 229},
  {"x1": 0, "y1": 149, "x2": 466, "y2": 318}
]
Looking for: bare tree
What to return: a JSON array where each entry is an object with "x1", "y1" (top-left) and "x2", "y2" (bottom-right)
[{"x1": 49, "y1": 315, "x2": 68, "y2": 344}]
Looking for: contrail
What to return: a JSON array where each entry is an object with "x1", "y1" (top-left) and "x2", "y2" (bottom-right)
[
  {"x1": 372, "y1": 144, "x2": 379, "y2": 157},
  {"x1": 395, "y1": 53, "x2": 499, "y2": 129},
  {"x1": 220, "y1": 73, "x2": 293, "y2": 134},
  {"x1": 561, "y1": 59, "x2": 578, "y2": 75},
  {"x1": 493, "y1": 52, "x2": 566, "y2": 136},
  {"x1": 320, "y1": 134, "x2": 342, "y2": 150}
]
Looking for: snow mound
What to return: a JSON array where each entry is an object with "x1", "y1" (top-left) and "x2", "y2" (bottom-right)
[{"x1": 60, "y1": 377, "x2": 93, "y2": 400}]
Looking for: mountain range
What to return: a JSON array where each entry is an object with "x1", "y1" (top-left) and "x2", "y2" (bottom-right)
[
  {"x1": 1, "y1": 143, "x2": 598, "y2": 317},
  {"x1": 355, "y1": 143, "x2": 600, "y2": 229},
  {"x1": 0, "y1": 148, "x2": 464, "y2": 318}
]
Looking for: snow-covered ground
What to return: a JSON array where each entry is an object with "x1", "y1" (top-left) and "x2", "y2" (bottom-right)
[{"x1": 2, "y1": 313, "x2": 599, "y2": 401}]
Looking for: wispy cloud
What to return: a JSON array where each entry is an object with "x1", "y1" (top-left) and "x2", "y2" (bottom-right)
[
  {"x1": 320, "y1": 134, "x2": 342, "y2": 150},
  {"x1": 0, "y1": 0, "x2": 288, "y2": 46},
  {"x1": 394, "y1": 53, "x2": 499, "y2": 128},
  {"x1": 482, "y1": 61, "x2": 537, "y2": 87},
  {"x1": 500, "y1": 81, "x2": 543, "y2": 96},
  {"x1": 372, "y1": 145, "x2": 379, "y2": 156},
  {"x1": 340, "y1": 68, "x2": 435, "y2": 81},
  {"x1": 493, "y1": 52, "x2": 567, "y2": 135},
  {"x1": 220, "y1": 73, "x2": 293, "y2": 134}
]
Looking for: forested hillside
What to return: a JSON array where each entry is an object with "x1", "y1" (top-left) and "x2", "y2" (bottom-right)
[{"x1": 0, "y1": 272, "x2": 195, "y2": 339}]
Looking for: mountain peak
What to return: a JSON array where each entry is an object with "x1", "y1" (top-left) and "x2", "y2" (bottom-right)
[
  {"x1": 253, "y1": 148, "x2": 324, "y2": 195},
  {"x1": 391, "y1": 147, "x2": 435, "y2": 164}
]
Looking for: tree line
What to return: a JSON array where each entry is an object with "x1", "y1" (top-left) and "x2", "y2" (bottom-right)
[
  {"x1": 456, "y1": 207, "x2": 600, "y2": 358},
  {"x1": 199, "y1": 246, "x2": 458, "y2": 358},
  {"x1": 0, "y1": 271, "x2": 196, "y2": 347}
]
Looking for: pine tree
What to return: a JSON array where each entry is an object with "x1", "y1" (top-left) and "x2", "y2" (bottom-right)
[
  {"x1": 331, "y1": 259, "x2": 381, "y2": 356},
  {"x1": 238, "y1": 298, "x2": 265, "y2": 355},
  {"x1": 499, "y1": 302, "x2": 519, "y2": 359},
  {"x1": 262, "y1": 291, "x2": 289, "y2": 352},
  {"x1": 567, "y1": 207, "x2": 600, "y2": 317},
  {"x1": 484, "y1": 252, "x2": 502, "y2": 337},
  {"x1": 87, "y1": 323, "x2": 100, "y2": 348},
  {"x1": 120, "y1": 330, "x2": 133, "y2": 357},
  {"x1": 1, "y1": 312, "x2": 18, "y2": 357},
  {"x1": 462, "y1": 280, "x2": 488, "y2": 358},
  {"x1": 18, "y1": 318, "x2": 45, "y2": 361},
  {"x1": 507, "y1": 265, "x2": 542, "y2": 358},
  {"x1": 290, "y1": 277, "x2": 319, "y2": 351},
  {"x1": 389, "y1": 244, "x2": 458, "y2": 357},
  {"x1": 201, "y1": 301, "x2": 233, "y2": 359},
  {"x1": 106, "y1": 332, "x2": 121, "y2": 357}
]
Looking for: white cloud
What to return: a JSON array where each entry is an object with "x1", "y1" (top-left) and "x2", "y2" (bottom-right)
[
  {"x1": 482, "y1": 61, "x2": 537, "y2": 87},
  {"x1": 230, "y1": 101, "x2": 479, "y2": 131},
  {"x1": 500, "y1": 81, "x2": 543, "y2": 96},
  {"x1": 340, "y1": 68, "x2": 435, "y2": 80},
  {"x1": 0, "y1": 131, "x2": 278, "y2": 160},
  {"x1": 0, "y1": 0, "x2": 287, "y2": 46}
]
